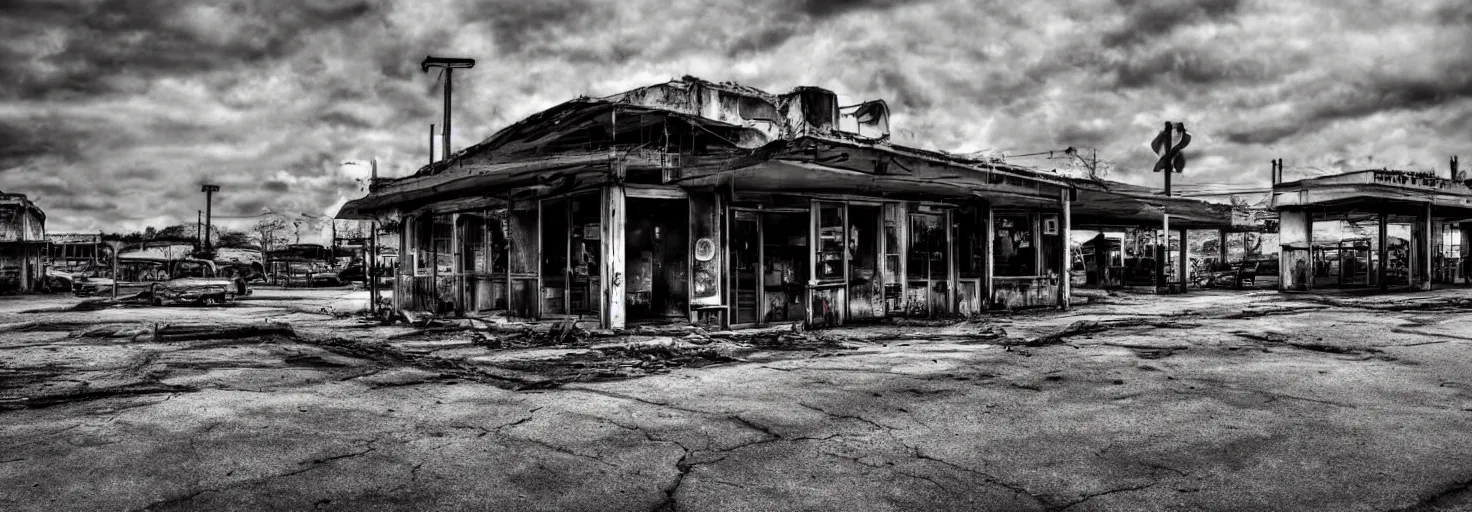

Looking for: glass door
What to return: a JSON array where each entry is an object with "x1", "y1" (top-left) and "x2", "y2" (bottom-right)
[{"x1": 731, "y1": 211, "x2": 760, "y2": 325}]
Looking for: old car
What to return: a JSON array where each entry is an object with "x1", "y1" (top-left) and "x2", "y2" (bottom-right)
[
  {"x1": 273, "y1": 260, "x2": 343, "y2": 287},
  {"x1": 73, "y1": 256, "x2": 248, "y2": 304}
]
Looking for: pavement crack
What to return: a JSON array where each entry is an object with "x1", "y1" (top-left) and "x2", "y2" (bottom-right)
[
  {"x1": 899, "y1": 440, "x2": 1046, "y2": 505},
  {"x1": 494, "y1": 407, "x2": 544, "y2": 433},
  {"x1": 506, "y1": 435, "x2": 617, "y2": 468},
  {"x1": 796, "y1": 401, "x2": 892, "y2": 432},
  {"x1": 1048, "y1": 481, "x2": 1160, "y2": 511},
  {"x1": 1390, "y1": 475, "x2": 1472, "y2": 512}
]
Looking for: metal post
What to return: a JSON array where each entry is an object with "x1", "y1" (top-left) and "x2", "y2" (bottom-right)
[
  {"x1": 421, "y1": 56, "x2": 475, "y2": 164},
  {"x1": 443, "y1": 68, "x2": 452, "y2": 163},
  {"x1": 430, "y1": 124, "x2": 435, "y2": 165},
  {"x1": 1059, "y1": 188, "x2": 1071, "y2": 310},
  {"x1": 1378, "y1": 211, "x2": 1389, "y2": 291},
  {"x1": 1178, "y1": 228, "x2": 1188, "y2": 292},
  {"x1": 1424, "y1": 202, "x2": 1434, "y2": 291},
  {"x1": 201, "y1": 185, "x2": 219, "y2": 251},
  {"x1": 369, "y1": 221, "x2": 378, "y2": 316},
  {"x1": 1163, "y1": 123, "x2": 1173, "y2": 198}
]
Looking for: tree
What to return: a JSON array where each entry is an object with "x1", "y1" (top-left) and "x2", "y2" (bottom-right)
[
  {"x1": 154, "y1": 224, "x2": 195, "y2": 241},
  {"x1": 251, "y1": 218, "x2": 290, "y2": 254},
  {"x1": 216, "y1": 229, "x2": 251, "y2": 248},
  {"x1": 1062, "y1": 147, "x2": 1113, "y2": 181}
]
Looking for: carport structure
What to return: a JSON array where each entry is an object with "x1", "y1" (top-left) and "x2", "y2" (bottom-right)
[
  {"x1": 1271, "y1": 169, "x2": 1472, "y2": 292},
  {"x1": 1067, "y1": 179, "x2": 1235, "y2": 293}
]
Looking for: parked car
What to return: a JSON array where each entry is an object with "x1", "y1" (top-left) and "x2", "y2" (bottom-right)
[
  {"x1": 273, "y1": 261, "x2": 343, "y2": 287},
  {"x1": 73, "y1": 257, "x2": 248, "y2": 304},
  {"x1": 336, "y1": 256, "x2": 396, "y2": 287}
]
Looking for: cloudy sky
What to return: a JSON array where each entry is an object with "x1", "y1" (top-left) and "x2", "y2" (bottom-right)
[{"x1": 2, "y1": 0, "x2": 1469, "y2": 235}]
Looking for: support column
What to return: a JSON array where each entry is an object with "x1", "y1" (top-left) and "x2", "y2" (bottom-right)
[
  {"x1": 1217, "y1": 229, "x2": 1228, "y2": 266},
  {"x1": 984, "y1": 205, "x2": 995, "y2": 309},
  {"x1": 1158, "y1": 213, "x2": 1169, "y2": 291},
  {"x1": 1059, "y1": 189, "x2": 1071, "y2": 310},
  {"x1": 1178, "y1": 228, "x2": 1188, "y2": 293},
  {"x1": 1422, "y1": 203, "x2": 1434, "y2": 291},
  {"x1": 1378, "y1": 212, "x2": 1389, "y2": 291},
  {"x1": 600, "y1": 185, "x2": 626, "y2": 329},
  {"x1": 1278, "y1": 209, "x2": 1311, "y2": 291},
  {"x1": 1461, "y1": 222, "x2": 1472, "y2": 285},
  {"x1": 450, "y1": 213, "x2": 462, "y2": 316}
]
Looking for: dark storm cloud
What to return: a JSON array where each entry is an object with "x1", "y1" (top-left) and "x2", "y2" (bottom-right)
[
  {"x1": 794, "y1": 0, "x2": 909, "y2": 18},
  {"x1": 1225, "y1": 66, "x2": 1472, "y2": 145},
  {"x1": 471, "y1": 0, "x2": 597, "y2": 53},
  {"x1": 0, "y1": 117, "x2": 85, "y2": 168},
  {"x1": 1111, "y1": 46, "x2": 1273, "y2": 89},
  {"x1": 0, "y1": 0, "x2": 377, "y2": 100},
  {"x1": 1101, "y1": 0, "x2": 1243, "y2": 48},
  {"x1": 2, "y1": 0, "x2": 1469, "y2": 232}
]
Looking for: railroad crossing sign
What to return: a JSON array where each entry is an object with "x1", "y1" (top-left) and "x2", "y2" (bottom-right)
[{"x1": 1150, "y1": 122, "x2": 1190, "y2": 174}]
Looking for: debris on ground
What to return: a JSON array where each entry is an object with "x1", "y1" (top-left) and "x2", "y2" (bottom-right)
[{"x1": 152, "y1": 322, "x2": 296, "y2": 343}]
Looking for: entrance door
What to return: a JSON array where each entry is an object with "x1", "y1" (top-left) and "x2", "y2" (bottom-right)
[
  {"x1": 906, "y1": 212, "x2": 948, "y2": 317},
  {"x1": 625, "y1": 198, "x2": 689, "y2": 322},
  {"x1": 731, "y1": 211, "x2": 760, "y2": 325},
  {"x1": 847, "y1": 205, "x2": 882, "y2": 320},
  {"x1": 761, "y1": 212, "x2": 808, "y2": 324}
]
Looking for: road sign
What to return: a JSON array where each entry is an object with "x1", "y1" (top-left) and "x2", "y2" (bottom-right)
[{"x1": 1152, "y1": 122, "x2": 1190, "y2": 174}]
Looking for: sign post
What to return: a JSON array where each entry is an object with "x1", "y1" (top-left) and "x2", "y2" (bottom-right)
[{"x1": 1150, "y1": 122, "x2": 1190, "y2": 289}]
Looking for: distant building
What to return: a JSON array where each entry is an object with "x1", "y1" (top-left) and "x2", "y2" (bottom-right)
[
  {"x1": 0, "y1": 193, "x2": 47, "y2": 293},
  {"x1": 47, "y1": 233, "x2": 103, "y2": 270},
  {"x1": 1271, "y1": 167, "x2": 1471, "y2": 291}
]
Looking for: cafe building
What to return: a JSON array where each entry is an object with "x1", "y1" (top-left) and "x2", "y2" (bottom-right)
[
  {"x1": 1270, "y1": 159, "x2": 1472, "y2": 292},
  {"x1": 337, "y1": 77, "x2": 1079, "y2": 329}
]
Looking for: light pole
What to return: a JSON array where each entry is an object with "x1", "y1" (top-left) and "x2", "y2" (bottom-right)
[
  {"x1": 420, "y1": 56, "x2": 476, "y2": 163},
  {"x1": 201, "y1": 185, "x2": 220, "y2": 251}
]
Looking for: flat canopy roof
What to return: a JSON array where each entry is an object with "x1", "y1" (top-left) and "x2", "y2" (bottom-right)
[
  {"x1": 1067, "y1": 179, "x2": 1235, "y2": 230},
  {"x1": 1272, "y1": 170, "x2": 1472, "y2": 217}
]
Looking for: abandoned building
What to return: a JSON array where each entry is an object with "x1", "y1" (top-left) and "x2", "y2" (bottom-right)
[
  {"x1": 1271, "y1": 158, "x2": 1471, "y2": 292},
  {"x1": 340, "y1": 77, "x2": 1122, "y2": 329},
  {"x1": 0, "y1": 193, "x2": 47, "y2": 293},
  {"x1": 1066, "y1": 179, "x2": 1237, "y2": 292}
]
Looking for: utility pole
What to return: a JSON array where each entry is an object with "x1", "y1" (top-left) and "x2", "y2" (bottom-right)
[
  {"x1": 369, "y1": 158, "x2": 380, "y2": 316},
  {"x1": 420, "y1": 56, "x2": 476, "y2": 164},
  {"x1": 197, "y1": 210, "x2": 203, "y2": 250},
  {"x1": 1149, "y1": 122, "x2": 1191, "y2": 290},
  {"x1": 201, "y1": 185, "x2": 220, "y2": 251}
]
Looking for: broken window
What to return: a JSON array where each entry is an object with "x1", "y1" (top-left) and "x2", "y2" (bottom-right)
[
  {"x1": 956, "y1": 206, "x2": 985, "y2": 279},
  {"x1": 906, "y1": 213, "x2": 946, "y2": 280},
  {"x1": 430, "y1": 215, "x2": 453, "y2": 274},
  {"x1": 994, "y1": 213, "x2": 1036, "y2": 277},
  {"x1": 816, "y1": 202, "x2": 845, "y2": 281}
]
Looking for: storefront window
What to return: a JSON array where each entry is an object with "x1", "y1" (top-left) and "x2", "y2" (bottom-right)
[
  {"x1": 430, "y1": 215, "x2": 453, "y2": 274},
  {"x1": 817, "y1": 202, "x2": 845, "y2": 281},
  {"x1": 956, "y1": 206, "x2": 985, "y2": 278},
  {"x1": 907, "y1": 213, "x2": 947, "y2": 280},
  {"x1": 994, "y1": 214, "x2": 1035, "y2": 276}
]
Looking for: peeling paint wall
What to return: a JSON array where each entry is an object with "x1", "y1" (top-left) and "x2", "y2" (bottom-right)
[{"x1": 993, "y1": 277, "x2": 1059, "y2": 309}]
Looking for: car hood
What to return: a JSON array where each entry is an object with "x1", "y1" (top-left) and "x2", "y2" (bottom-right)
[{"x1": 161, "y1": 277, "x2": 235, "y2": 288}]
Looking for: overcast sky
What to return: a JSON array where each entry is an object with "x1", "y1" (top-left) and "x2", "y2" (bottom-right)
[{"x1": 2, "y1": 0, "x2": 1469, "y2": 234}]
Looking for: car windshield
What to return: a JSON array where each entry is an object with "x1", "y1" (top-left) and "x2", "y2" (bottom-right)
[{"x1": 173, "y1": 261, "x2": 212, "y2": 278}]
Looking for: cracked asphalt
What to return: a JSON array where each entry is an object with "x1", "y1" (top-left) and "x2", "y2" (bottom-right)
[{"x1": 4, "y1": 288, "x2": 1472, "y2": 511}]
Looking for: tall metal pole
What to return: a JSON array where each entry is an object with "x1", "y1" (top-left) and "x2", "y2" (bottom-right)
[
  {"x1": 420, "y1": 56, "x2": 475, "y2": 163},
  {"x1": 197, "y1": 210, "x2": 202, "y2": 250},
  {"x1": 202, "y1": 185, "x2": 219, "y2": 251},
  {"x1": 1162, "y1": 122, "x2": 1173, "y2": 197},
  {"x1": 430, "y1": 124, "x2": 435, "y2": 166},
  {"x1": 443, "y1": 68, "x2": 452, "y2": 163}
]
